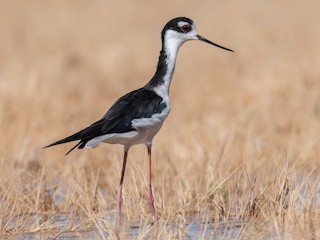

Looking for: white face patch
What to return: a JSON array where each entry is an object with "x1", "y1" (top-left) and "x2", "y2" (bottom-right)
[
  {"x1": 157, "y1": 22, "x2": 198, "y2": 97},
  {"x1": 177, "y1": 21, "x2": 189, "y2": 28},
  {"x1": 164, "y1": 22, "x2": 198, "y2": 54}
]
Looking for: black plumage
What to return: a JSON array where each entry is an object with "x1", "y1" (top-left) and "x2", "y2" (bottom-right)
[{"x1": 44, "y1": 88, "x2": 166, "y2": 154}]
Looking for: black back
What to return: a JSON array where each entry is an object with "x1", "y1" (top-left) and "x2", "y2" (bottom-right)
[{"x1": 44, "y1": 88, "x2": 166, "y2": 154}]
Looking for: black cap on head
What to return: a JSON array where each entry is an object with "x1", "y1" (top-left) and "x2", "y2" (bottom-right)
[
  {"x1": 160, "y1": 17, "x2": 234, "y2": 52},
  {"x1": 161, "y1": 17, "x2": 194, "y2": 41}
]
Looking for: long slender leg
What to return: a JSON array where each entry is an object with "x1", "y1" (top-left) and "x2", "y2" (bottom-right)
[
  {"x1": 147, "y1": 144, "x2": 157, "y2": 219},
  {"x1": 116, "y1": 148, "x2": 128, "y2": 231}
]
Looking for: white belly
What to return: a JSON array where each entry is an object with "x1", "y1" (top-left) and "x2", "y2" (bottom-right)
[{"x1": 84, "y1": 106, "x2": 170, "y2": 149}]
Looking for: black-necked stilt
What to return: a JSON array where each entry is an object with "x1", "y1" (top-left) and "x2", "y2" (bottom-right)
[{"x1": 44, "y1": 17, "x2": 233, "y2": 228}]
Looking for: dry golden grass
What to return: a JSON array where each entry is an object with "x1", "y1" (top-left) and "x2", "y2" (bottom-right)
[{"x1": 0, "y1": 0, "x2": 320, "y2": 239}]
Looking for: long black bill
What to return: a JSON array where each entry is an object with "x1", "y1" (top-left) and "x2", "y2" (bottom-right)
[{"x1": 197, "y1": 34, "x2": 234, "y2": 52}]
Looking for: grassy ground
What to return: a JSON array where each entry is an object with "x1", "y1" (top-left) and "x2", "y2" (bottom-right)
[{"x1": 0, "y1": 0, "x2": 319, "y2": 239}]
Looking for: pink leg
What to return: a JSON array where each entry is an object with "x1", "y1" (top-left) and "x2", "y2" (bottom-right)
[
  {"x1": 116, "y1": 149, "x2": 128, "y2": 231},
  {"x1": 147, "y1": 144, "x2": 157, "y2": 219}
]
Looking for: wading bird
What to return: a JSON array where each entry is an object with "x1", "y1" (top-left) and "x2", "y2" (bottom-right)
[{"x1": 44, "y1": 17, "x2": 233, "y2": 228}]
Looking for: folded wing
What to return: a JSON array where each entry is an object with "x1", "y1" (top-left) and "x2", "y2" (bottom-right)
[{"x1": 44, "y1": 87, "x2": 166, "y2": 154}]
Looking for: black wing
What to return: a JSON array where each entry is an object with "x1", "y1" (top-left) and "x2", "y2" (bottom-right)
[{"x1": 44, "y1": 87, "x2": 166, "y2": 154}]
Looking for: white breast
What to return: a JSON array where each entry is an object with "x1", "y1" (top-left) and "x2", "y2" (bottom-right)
[{"x1": 131, "y1": 99, "x2": 170, "y2": 142}]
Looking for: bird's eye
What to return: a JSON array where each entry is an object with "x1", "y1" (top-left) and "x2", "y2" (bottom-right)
[{"x1": 180, "y1": 24, "x2": 190, "y2": 32}]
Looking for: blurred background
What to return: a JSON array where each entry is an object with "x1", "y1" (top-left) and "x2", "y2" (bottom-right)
[
  {"x1": 0, "y1": 0, "x2": 320, "y2": 237},
  {"x1": 0, "y1": 0, "x2": 320, "y2": 189}
]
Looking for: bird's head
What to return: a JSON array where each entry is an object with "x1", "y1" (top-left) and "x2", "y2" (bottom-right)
[{"x1": 161, "y1": 17, "x2": 233, "y2": 53}]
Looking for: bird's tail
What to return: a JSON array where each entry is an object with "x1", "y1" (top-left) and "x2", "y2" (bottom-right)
[
  {"x1": 43, "y1": 129, "x2": 86, "y2": 155},
  {"x1": 65, "y1": 141, "x2": 82, "y2": 155}
]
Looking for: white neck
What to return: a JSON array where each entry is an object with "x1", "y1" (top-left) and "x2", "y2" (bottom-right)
[{"x1": 158, "y1": 30, "x2": 185, "y2": 95}]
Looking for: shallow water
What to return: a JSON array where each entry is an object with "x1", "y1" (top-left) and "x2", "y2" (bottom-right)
[{"x1": 6, "y1": 215, "x2": 244, "y2": 239}]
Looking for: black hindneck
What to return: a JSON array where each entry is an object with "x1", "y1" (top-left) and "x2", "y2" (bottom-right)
[{"x1": 145, "y1": 46, "x2": 168, "y2": 89}]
